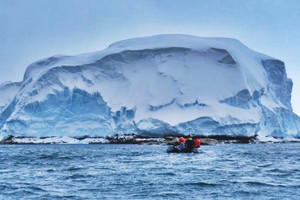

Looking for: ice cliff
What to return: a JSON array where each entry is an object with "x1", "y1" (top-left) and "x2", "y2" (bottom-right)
[
  {"x1": 0, "y1": 82, "x2": 21, "y2": 113},
  {"x1": 0, "y1": 34, "x2": 299, "y2": 140}
]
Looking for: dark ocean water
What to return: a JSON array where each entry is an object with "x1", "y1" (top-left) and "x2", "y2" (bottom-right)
[{"x1": 0, "y1": 143, "x2": 300, "y2": 200}]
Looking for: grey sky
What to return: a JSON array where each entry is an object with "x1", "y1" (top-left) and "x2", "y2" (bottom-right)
[{"x1": 0, "y1": 0, "x2": 300, "y2": 114}]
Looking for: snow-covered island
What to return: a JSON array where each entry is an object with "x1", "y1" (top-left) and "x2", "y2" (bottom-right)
[{"x1": 0, "y1": 34, "x2": 300, "y2": 143}]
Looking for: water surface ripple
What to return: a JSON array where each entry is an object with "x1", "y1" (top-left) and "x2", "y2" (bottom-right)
[{"x1": 1, "y1": 143, "x2": 300, "y2": 199}]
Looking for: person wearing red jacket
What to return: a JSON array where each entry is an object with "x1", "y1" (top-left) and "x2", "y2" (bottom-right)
[
  {"x1": 194, "y1": 137, "x2": 201, "y2": 148},
  {"x1": 178, "y1": 136, "x2": 186, "y2": 144},
  {"x1": 177, "y1": 136, "x2": 186, "y2": 150}
]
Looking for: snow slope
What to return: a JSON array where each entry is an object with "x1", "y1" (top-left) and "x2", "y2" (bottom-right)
[{"x1": 0, "y1": 34, "x2": 299, "y2": 140}]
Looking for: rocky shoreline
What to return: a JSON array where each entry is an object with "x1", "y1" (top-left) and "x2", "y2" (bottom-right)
[
  {"x1": 1, "y1": 133, "x2": 298, "y2": 145},
  {"x1": 0, "y1": 134, "x2": 232, "y2": 145}
]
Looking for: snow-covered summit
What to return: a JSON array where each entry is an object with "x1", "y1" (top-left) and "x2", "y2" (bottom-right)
[{"x1": 0, "y1": 34, "x2": 299, "y2": 140}]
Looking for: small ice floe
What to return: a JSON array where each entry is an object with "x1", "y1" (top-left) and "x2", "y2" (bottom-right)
[{"x1": 256, "y1": 135, "x2": 282, "y2": 143}]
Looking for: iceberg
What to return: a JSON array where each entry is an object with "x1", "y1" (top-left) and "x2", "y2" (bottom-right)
[{"x1": 0, "y1": 34, "x2": 299, "y2": 141}]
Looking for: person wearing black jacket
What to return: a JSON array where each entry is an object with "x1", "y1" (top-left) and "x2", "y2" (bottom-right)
[{"x1": 185, "y1": 134, "x2": 194, "y2": 152}]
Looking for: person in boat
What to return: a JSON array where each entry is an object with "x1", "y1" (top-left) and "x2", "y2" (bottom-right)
[
  {"x1": 194, "y1": 137, "x2": 201, "y2": 148},
  {"x1": 177, "y1": 136, "x2": 186, "y2": 151},
  {"x1": 185, "y1": 133, "x2": 195, "y2": 152}
]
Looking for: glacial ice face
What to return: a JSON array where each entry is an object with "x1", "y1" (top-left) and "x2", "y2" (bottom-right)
[
  {"x1": 219, "y1": 89, "x2": 252, "y2": 109},
  {"x1": 261, "y1": 59, "x2": 293, "y2": 109},
  {"x1": 0, "y1": 34, "x2": 299, "y2": 140},
  {"x1": 0, "y1": 82, "x2": 21, "y2": 113}
]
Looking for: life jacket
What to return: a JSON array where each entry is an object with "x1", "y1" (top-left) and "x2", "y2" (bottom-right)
[
  {"x1": 194, "y1": 138, "x2": 201, "y2": 148},
  {"x1": 185, "y1": 137, "x2": 194, "y2": 151}
]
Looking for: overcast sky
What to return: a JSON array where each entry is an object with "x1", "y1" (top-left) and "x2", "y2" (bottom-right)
[{"x1": 1, "y1": 0, "x2": 300, "y2": 114}]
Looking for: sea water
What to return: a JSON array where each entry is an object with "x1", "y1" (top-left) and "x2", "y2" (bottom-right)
[{"x1": 0, "y1": 143, "x2": 300, "y2": 200}]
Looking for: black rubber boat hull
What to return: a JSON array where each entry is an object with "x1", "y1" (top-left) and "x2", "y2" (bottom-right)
[{"x1": 167, "y1": 146, "x2": 200, "y2": 153}]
